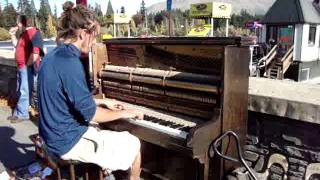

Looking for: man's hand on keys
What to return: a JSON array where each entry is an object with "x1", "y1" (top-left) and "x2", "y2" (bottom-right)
[
  {"x1": 95, "y1": 98, "x2": 124, "y2": 110},
  {"x1": 124, "y1": 109, "x2": 144, "y2": 120}
]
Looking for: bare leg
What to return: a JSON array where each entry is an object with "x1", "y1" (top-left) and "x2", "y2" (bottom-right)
[{"x1": 130, "y1": 150, "x2": 141, "y2": 180}]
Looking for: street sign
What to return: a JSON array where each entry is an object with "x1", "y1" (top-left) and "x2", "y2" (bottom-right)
[
  {"x1": 190, "y1": 3, "x2": 212, "y2": 18},
  {"x1": 167, "y1": 0, "x2": 172, "y2": 11},
  {"x1": 212, "y1": 2, "x2": 232, "y2": 19}
]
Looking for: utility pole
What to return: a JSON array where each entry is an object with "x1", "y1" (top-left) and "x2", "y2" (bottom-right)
[
  {"x1": 167, "y1": 0, "x2": 173, "y2": 36},
  {"x1": 145, "y1": 9, "x2": 148, "y2": 36}
]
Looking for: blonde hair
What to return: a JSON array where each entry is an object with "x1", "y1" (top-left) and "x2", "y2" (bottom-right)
[{"x1": 57, "y1": 1, "x2": 99, "y2": 40}]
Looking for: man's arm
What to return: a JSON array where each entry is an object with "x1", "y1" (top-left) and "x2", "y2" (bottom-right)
[
  {"x1": 27, "y1": 30, "x2": 44, "y2": 65},
  {"x1": 92, "y1": 106, "x2": 143, "y2": 123},
  {"x1": 27, "y1": 48, "x2": 40, "y2": 66},
  {"x1": 9, "y1": 27, "x2": 18, "y2": 47}
]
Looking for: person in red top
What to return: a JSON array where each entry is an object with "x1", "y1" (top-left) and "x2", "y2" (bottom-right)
[{"x1": 7, "y1": 15, "x2": 44, "y2": 123}]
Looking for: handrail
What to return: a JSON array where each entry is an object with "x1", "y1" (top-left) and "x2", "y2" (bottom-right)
[
  {"x1": 264, "y1": 44, "x2": 278, "y2": 67},
  {"x1": 281, "y1": 46, "x2": 294, "y2": 63},
  {"x1": 281, "y1": 46, "x2": 294, "y2": 74}
]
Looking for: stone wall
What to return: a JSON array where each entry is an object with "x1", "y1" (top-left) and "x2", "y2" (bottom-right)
[{"x1": 241, "y1": 112, "x2": 320, "y2": 180}]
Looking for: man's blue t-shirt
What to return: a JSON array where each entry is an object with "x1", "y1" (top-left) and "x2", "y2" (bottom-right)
[{"x1": 38, "y1": 44, "x2": 96, "y2": 156}]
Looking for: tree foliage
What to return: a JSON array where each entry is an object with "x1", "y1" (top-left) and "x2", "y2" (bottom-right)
[
  {"x1": 47, "y1": 14, "x2": 56, "y2": 37},
  {"x1": 0, "y1": 27, "x2": 11, "y2": 40},
  {"x1": 106, "y1": 0, "x2": 114, "y2": 15},
  {"x1": 230, "y1": 10, "x2": 263, "y2": 28},
  {"x1": 94, "y1": 3, "x2": 103, "y2": 17},
  {"x1": 38, "y1": 0, "x2": 50, "y2": 37},
  {"x1": 2, "y1": 3, "x2": 18, "y2": 30}
]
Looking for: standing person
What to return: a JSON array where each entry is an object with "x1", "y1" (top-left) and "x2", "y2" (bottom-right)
[
  {"x1": 7, "y1": 15, "x2": 44, "y2": 123},
  {"x1": 38, "y1": 2, "x2": 143, "y2": 180}
]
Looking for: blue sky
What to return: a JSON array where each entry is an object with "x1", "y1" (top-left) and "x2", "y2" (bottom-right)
[{"x1": 5, "y1": 0, "x2": 164, "y2": 15}]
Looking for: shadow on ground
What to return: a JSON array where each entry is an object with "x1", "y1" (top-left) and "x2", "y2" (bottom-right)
[{"x1": 0, "y1": 126, "x2": 35, "y2": 170}]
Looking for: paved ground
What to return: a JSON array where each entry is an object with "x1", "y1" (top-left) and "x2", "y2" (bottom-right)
[{"x1": 0, "y1": 105, "x2": 38, "y2": 173}]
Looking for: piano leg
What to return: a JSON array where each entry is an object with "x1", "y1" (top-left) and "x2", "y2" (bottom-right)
[{"x1": 203, "y1": 153, "x2": 210, "y2": 180}]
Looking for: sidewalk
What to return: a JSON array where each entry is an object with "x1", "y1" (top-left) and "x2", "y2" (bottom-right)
[{"x1": 0, "y1": 105, "x2": 38, "y2": 173}]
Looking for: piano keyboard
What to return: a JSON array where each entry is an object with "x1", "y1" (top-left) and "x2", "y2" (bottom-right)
[
  {"x1": 127, "y1": 115, "x2": 190, "y2": 139},
  {"x1": 118, "y1": 100, "x2": 203, "y2": 139}
]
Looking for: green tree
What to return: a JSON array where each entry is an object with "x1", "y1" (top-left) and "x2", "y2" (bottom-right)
[
  {"x1": 0, "y1": 27, "x2": 11, "y2": 40},
  {"x1": 38, "y1": 0, "x2": 50, "y2": 36},
  {"x1": 94, "y1": 3, "x2": 103, "y2": 17},
  {"x1": 154, "y1": 12, "x2": 164, "y2": 25},
  {"x1": 53, "y1": 4, "x2": 57, "y2": 20},
  {"x1": 43, "y1": 0, "x2": 52, "y2": 14},
  {"x1": 230, "y1": 10, "x2": 263, "y2": 28},
  {"x1": 140, "y1": 0, "x2": 146, "y2": 22},
  {"x1": 17, "y1": 0, "x2": 23, "y2": 12},
  {"x1": 30, "y1": 0, "x2": 37, "y2": 16},
  {"x1": 0, "y1": 4, "x2": 3, "y2": 27},
  {"x1": 132, "y1": 14, "x2": 143, "y2": 27},
  {"x1": 47, "y1": 14, "x2": 56, "y2": 37},
  {"x1": 106, "y1": 0, "x2": 114, "y2": 15},
  {"x1": 140, "y1": 0, "x2": 145, "y2": 15},
  {"x1": 17, "y1": 0, "x2": 35, "y2": 25},
  {"x1": 2, "y1": 3, "x2": 18, "y2": 30}
]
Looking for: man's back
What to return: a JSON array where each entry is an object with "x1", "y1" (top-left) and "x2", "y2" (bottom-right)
[
  {"x1": 38, "y1": 44, "x2": 96, "y2": 156},
  {"x1": 15, "y1": 27, "x2": 43, "y2": 68}
]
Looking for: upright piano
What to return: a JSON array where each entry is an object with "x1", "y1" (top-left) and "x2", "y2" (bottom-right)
[{"x1": 90, "y1": 37, "x2": 251, "y2": 180}]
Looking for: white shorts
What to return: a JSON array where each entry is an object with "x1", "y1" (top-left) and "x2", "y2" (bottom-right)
[{"x1": 61, "y1": 127, "x2": 140, "y2": 172}]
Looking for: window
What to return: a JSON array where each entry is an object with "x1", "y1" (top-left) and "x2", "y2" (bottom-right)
[
  {"x1": 308, "y1": 25, "x2": 316, "y2": 46},
  {"x1": 301, "y1": 68, "x2": 310, "y2": 81}
]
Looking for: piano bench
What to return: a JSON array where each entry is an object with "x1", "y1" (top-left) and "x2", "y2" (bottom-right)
[{"x1": 30, "y1": 134, "x2": 105, "y2": 180}]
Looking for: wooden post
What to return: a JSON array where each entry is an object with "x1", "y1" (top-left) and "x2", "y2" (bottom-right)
[
  {"x1": 127, "y1": 24, "x2": 130, "y2": 37},
  {"x1": 168, "y1": 11, "x2": 174, "y2": 36},
  {"x1": 70, "y1": 164, "x2": 76, "y2": 180},
  {"x1": 226, "y1": 19, "x2": 229, "y2": 37},
  {"x1": 211, "y1": 18, "x2": 214, "y2": 37}
]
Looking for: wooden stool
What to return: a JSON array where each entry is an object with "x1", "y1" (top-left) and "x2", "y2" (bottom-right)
[{"x1": 30, "y1": 134, "x2": 105, "y2": 180}]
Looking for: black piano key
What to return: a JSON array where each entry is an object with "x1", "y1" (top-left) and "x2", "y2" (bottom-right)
[
  {"x1": 170, "y1": 124, "x2": 184, "y2": 129},
  {"x1": 159, "y1": 121, "x2": 173, "y2": 126},
  {"x1": 144, "y1": 115, "x2": 189, "y2": 130},
  {"x1": 179, "y1": 126, "x2": 192, "y2": 132}
]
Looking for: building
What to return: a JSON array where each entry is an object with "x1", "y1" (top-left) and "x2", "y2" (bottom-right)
[{"x1": 260, "y1": 0, "x2": 320, "y2": 81}]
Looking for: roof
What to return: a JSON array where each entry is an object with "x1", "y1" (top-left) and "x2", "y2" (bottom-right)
[{"x1": 261, "y1": 0, "x2": 320, "y2": 24}]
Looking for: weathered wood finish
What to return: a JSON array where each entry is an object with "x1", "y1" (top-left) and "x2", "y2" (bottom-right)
[
  {"x1": 221, "y1": 46, "x2": 250, "y2": 173},
  {"x1": 92, "y1": 43, "x2": 108, "y2": 93},
  {"x1": 92, "y1": 37, "x2": 250, "y2": 180}
]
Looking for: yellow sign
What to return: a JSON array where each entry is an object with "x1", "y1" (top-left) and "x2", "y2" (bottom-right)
[
  {"x1": 212, "y1": 2, "x2": 232, "y2": 18},
  {"x1": 187, "y1": 24, "x2": 211, "y2": 37},
  {"x1": 106, "y1": 13, "x2": 131, "y2": 24},
  {"x1": 102, "y1": 33, "x2": 113, "y2": 40},
  {"x1": 190, "y1": 3, "x2": 212, "y2": 18}
]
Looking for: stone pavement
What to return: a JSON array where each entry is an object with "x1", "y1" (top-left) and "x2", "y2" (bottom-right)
[{"x1": 0, "y1": 105, "x2": 38, "y2": 173}]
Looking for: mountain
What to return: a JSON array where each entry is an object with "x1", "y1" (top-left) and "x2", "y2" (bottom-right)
[{"x1": 147, "y1": 0, "x2": 276, "y2": 15}]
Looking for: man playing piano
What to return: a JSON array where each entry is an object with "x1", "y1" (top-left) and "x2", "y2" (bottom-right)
[{"x1": 37, "y1": 2, "x2": 143, "y2": 180}]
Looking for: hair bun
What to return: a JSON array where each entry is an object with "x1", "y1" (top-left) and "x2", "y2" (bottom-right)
[{"x1": 63, "y1": 1, "x2": 75, "y2": 12}]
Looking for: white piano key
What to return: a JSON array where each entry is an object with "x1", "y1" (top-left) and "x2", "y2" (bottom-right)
[{"x1": 126, "y1": 118, "x2": 189, "y2": 139}]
